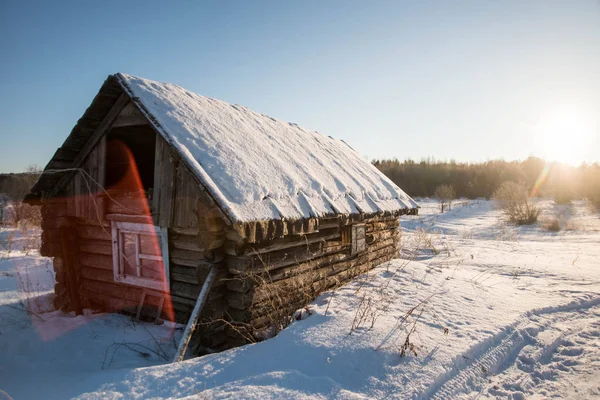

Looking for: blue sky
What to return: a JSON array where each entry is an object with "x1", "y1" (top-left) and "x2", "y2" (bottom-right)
[{"x1": 1, "y1": 1, "x2": 599, "y2": 172}]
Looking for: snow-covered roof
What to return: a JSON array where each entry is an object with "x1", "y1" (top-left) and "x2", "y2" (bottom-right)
[{"x1": 115, "y1": 73, "x2": 417, "y2": 223}]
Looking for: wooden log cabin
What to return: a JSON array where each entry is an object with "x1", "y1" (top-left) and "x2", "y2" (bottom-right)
[{"x1": 25, "y1": 73, "x2": 418, "y2": 353}]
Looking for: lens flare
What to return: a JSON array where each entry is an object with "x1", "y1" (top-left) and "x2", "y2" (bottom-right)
[
  {"x1": 36, "y1": 139, "x2": 174, "y2": 341},
  {"x1": 530, "y1": 162, "x2": 551, "y2": 198}
]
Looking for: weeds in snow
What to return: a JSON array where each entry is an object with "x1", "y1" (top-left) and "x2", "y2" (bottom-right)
[
  {"x1": 375, "y1": 290, "x2": 442, "y2": 358},
  {"x1": 348, "y1": 227, "x2": 453, "y2": 337},
  {"x1": 15, "y1": 260, "x2": 54, "y2": 318},
  {"x1": 102, "y1": 341, "x2": 170, "y2": 369},
  {"x1": 541, "y1": 217, "x2": 561, "y2": 232}
]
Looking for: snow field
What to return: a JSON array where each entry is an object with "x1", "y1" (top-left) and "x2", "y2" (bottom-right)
[{"x1": 1, "y1": 198, "x2": 599, "y2": 399}]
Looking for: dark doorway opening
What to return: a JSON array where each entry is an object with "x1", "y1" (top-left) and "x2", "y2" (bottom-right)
[{"x1": 105, "y1": 125, "x2": 157, "y2": 196}]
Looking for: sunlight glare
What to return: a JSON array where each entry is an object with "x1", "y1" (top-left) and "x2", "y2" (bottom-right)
[{"x1": 534, "y1": 107, "x2": 594, "y2": 165}]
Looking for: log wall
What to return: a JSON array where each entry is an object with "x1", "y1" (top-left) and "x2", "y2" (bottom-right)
[
  {"x1": 35, "y1": 99, "x2": 405, "y2": 353},
  {"x1": 39, "y1": 120, "x2": 231, "y2": 351},
  {"x1": 221, "y1": 215, "x2": 400, "y2": 344}
]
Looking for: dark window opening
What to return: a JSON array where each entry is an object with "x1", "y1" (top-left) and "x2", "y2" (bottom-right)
[{"x1": 105, "y1": 125, "x2": 156, "y2": 197}]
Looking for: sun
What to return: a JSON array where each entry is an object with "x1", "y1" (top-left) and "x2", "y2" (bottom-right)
[{"x1": 534, "y1": 107, "x2": 594, "y2": 165}]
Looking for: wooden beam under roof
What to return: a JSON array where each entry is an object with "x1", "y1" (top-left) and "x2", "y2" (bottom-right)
[{"x1": 51, "y1": 92, "x2": 130, "y2": 196}]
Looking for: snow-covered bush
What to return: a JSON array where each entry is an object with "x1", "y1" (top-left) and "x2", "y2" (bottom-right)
[{"x1": 493, "y1": 181, "x2": 540, "y2": 225}]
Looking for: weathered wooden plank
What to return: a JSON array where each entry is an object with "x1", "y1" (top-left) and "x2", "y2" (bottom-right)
[
  {"x1": 80, "y1": 242, "x2": 112, "y2": 256},
  {"x1": 171, "y1": 257, "x2": 202, "y2": 268},
  {"x1": 112, "y1": 105, "x2": 148, "y2": 128},
  {"x1": 106, "y1": 195, "x2": 148, "y2": 215},
  {"x1": 153, "y1": 135, "x2": 176, "y2": 226},
  {"x1": 198, "y1": 233, "x2": 224, "y2": 251},
  {"x1": 366, "y1": 219, "x2": 400, "y2": 233},
  {"x1": 228, "y1": 240, "x2": 347, "y2": 275},
  {"x1": 171, "y1": 248, "x2": 203, "y2": 262},
  {"x1": 244, "y1": 231, "x2": 341, "y2": 256},
  {"x1": 172, "y1": 163, "x2": 203, "y2": 229},
  {"x1": 171, "y1": 227, "x2": 199, "y2": 236},
  {"x1": 229, "y1": 243, "x2": 399, "y2": 315},
  {"x1": 80, "y1": 266, "x2": 113, "y2": 283},
  {"x1": 80, "y1": 252, "x2": 113, "y2": 270},
  {"x1": 41, "y1": 216, "x2": 69, "y2": 230},
  {"x1": 41, "y1": 202, "x2": 68, "y2": 218},
  {"x1": 105, "y1": 213, "x2": 152, "y2": 223},
  {"x1": 76, "y1": 224, "x2": 111, "y2": 240},
  {"x1": 53, "y1": 92, "x2": 129, "y2": 196}
]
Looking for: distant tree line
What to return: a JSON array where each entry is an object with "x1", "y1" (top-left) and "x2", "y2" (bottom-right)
[{"x1": 372, "y1": 157, "x2": 600, "y2": 205}]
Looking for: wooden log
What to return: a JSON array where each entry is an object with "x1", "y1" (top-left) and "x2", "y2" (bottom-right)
[
  {"x1": 41, "y1": 217, "x2": 69, "y2": 230},
  {"x1": 80, "y1": 252, "x2": 113, "y2": 270},
  {"x1": 244, "y1": 230, "x2": 340, "y2": 256},
  {"x1": 42, "y1": 202, "x2": 68, "y2": 218},
  {"x1": 170, "y1": 257, "x2": 203, "y2": 268},
  {"x1": 366, "y1": 220, "x2": 400, "y2": 233},
  {"x1": 171, "y1": 248, "x2": 203, "y2": 262},
  {"x1": 171, "y1": 239, "x2": 205, "y2": 253},
  {"x1": 226, "y1": 229, "x2": 245, "y2": 244},
  {"x1": 173, "y1": 266, "x2": 217, "y2": 362},
  {"x1": 317, "y1": 218, "x2": 340, "y2": 230},
  {"x1": 236, "y1": 242, "x2": 399, "y2": 312},
  {"x1": 41, "y1": 231, "x2": 63, "y2": 257},
  {"x1": 82, "y1": 279, "x2": 162, "y2": 306},
  {"x1": 60, "y1": 224, "x2": 83, "y2": 315},
  {"x1": 366, "y1": 228, "x2": 399, "y2": 243},
  {"x1": 171, "y1": 272, "x2": 199, "y2": 285},
  {"x1": 80, "y1": 266, "x2": 113, "y2": 283},
  {"x1": 228, "y1": 241, "x2": 346, "y2": 275},
  {"x1": 225, "y1": 276, "x2": 255, "y2": 293},
  {"x1": 198, "y1": 232, "x2": 224, "y2": 251},
  {"x1": 76, "y1": 223, "x2": 111, "y2": 240},
  {"x1": 224, "y1": 239, "x2": 244, "y2": 256},
  {"x1": 80, "y1": 241, "x2": 112, "y2": 256},
  {"x1": 171, "y1": 227, "x2": 200, "y2": 236},
  {"x1": 172, "y1": 279, "x2": 225, "y2": 300}
]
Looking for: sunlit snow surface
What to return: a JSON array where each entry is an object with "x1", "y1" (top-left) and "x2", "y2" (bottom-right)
[{"x1": 1, "y1": 199, "x2": 599, "y2": 399}]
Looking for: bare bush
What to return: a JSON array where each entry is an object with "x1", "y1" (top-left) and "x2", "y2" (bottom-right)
[
  {"x1": 542, "y1": 217, "x2": 561, "y2": 232},
  {"x1": 0, "y1": 195, "x2": 7, "y2": 225},
  {"x1": 434, "y1": 184, "x2": 456, "y2": 213},
  {"x1": 0, "y1": 165, "x2": 42, "y2": 226},
  {"x1": 8, "y1": 202, "x2": 41, "y2": 226},
  {"x1": 223, "y1": 248, "x2": 326, "y2": 343},
  {"x1": 493, "y1": 181, "x2": 540, "y2": 225}
]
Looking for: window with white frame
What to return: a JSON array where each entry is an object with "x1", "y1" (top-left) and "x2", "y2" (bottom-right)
[{"x1": 111, "y1": 221, "x2": 169, "y2": 291}]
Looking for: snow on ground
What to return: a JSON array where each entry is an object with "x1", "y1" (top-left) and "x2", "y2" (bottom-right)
[
  {"x1": 0, "y1": 225, "x2": 183, "y2": 399},
  {"x1": 1, "y1": 199, "x2": 600, "y2": 399}
]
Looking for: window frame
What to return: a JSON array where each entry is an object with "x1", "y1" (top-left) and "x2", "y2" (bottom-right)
[
  {"x1": 111, "y1": 221, "x2": 170, "y2": 291},
  {"x1": 351, "y1": 224, "x2": 366, "y2": 255},
  {"x1": 341, "y1": 223, "x2": 367, "y2": 255}
]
